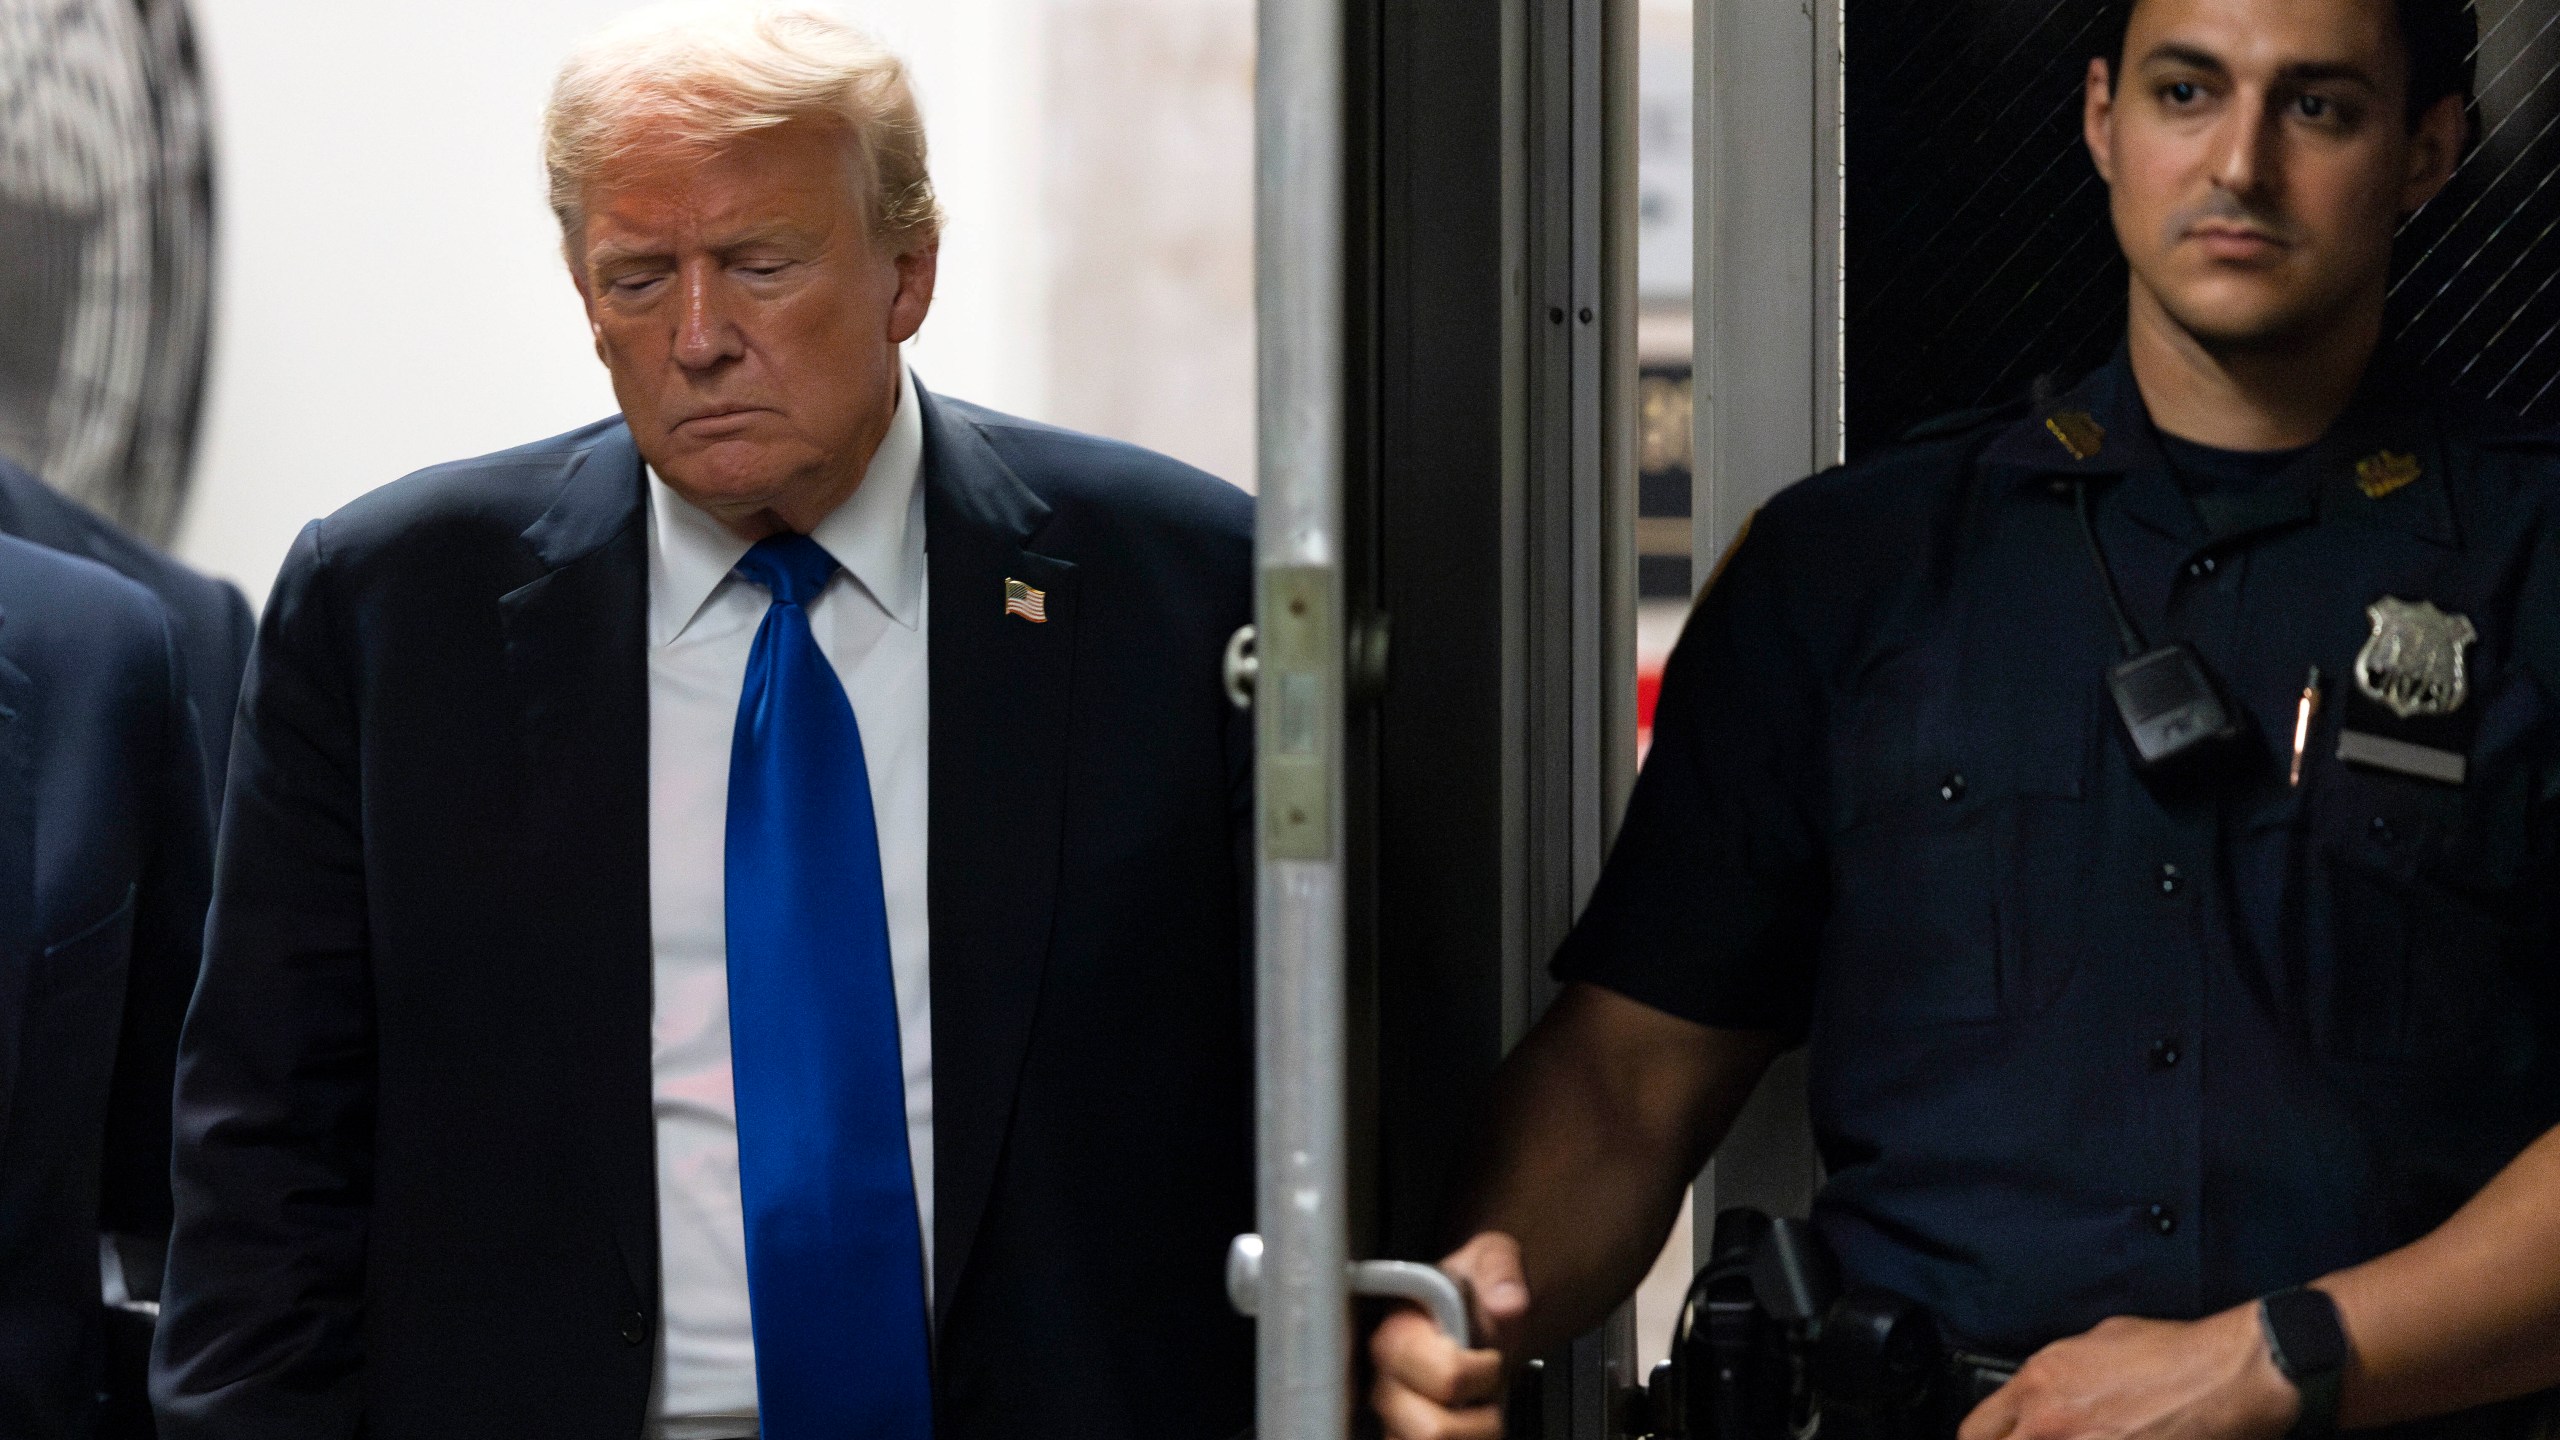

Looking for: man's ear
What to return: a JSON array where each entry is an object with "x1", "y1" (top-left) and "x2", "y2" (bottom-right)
[
  {"x1": 2401, "y1": 92, "x2": 2467, "y2": 214},
  {"x1": 565, "y1": 247, "x2": 610, "y2": 364},
  {"x1": 2085, "y1": 56, "x2": 2119, "y2": 186},
  {"x1": 888, "y1": 241, "x2": 939, "y2": 345}
]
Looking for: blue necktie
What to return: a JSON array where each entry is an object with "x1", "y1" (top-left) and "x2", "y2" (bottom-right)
[{"x1": 725, "y1": 533, "x2": 933, "y2": 1440}]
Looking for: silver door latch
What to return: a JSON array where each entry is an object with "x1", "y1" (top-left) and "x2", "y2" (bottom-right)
[
  {"x1": 1223, "y1": 614, "x2": 1391, "y2": 713},
  {"x1": 1225, "y1": 1233, "x2": 1473, "y2": 1344},
  {"x1": 1224, "y1": 624, "x2": 1260, "y2": 710}
]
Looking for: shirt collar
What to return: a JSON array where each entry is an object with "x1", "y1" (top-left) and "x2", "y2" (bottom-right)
[
  {"x1": 1981, "y1": 344, "x2": 2459, "y2": 550},
  {"x1": 646, "y1": 362, "x2": 928, "y2": 646}
]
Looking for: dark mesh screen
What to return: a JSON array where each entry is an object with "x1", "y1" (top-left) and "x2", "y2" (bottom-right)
[
  {"x1": 1846, "y1": 0, "x2": 2126, "y2": 455},
  {"x1": 1845, "y1": 0, "x2": 2560, "y2": 456},
  {"x1": 2397, "y1": 1, "x2": 2560, "y2": 414}
]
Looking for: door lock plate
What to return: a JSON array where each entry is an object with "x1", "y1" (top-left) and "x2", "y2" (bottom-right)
[{"x1": 1260, "y1": 566, "x2": 1335, "y2": 860}]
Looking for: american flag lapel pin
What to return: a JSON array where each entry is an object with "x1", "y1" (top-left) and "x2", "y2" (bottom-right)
[{"x1": 1004, "y1": 577, "x2": 1049, "y2": 624}]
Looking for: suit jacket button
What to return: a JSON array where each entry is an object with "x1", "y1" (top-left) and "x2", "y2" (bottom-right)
[{"x1": 621, "y1": 1309, "x2": 649, "y2": 1347}]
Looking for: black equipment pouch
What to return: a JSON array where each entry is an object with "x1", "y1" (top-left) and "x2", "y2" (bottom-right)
[
  {"x1": 1703, "y1": 1209, "x2": 1776, "y2": 1440},
  {"x1": 1627, "y1": 1210, "x2": 1959, "y2": 1440}
]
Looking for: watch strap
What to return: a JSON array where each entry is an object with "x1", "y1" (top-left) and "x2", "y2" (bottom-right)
[
  {"x1": 2286, "y1": 1365, "x2": 2344, "y2": 1440},
  {"x1": 2259, "y1": 1287, "x2": 2350, "y2": 1440}
]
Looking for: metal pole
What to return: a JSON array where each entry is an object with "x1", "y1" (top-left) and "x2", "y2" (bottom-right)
[{"x1": 1253, "y1": 0, "x2": 1348, "y2": 1430}]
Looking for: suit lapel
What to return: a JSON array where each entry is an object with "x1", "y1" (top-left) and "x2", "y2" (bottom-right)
[
  {"x1": 496, "y1": 426, "x2": 661, "y2": 1308},
  {"x1": 920, "y1": 388, "x2": 1079, "y2": 1327},
  {"x1": 0, "y1": 630, "x2": 31, "y2": 1153}
]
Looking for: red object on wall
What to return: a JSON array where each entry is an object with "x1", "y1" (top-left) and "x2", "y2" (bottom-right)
[{"x1": 1637, "y1": 666, "x2": 1663, "y2": 763}]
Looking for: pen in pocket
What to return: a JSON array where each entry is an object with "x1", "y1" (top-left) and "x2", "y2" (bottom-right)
[{"x1": 2290, "y1": 665, "x2": 2322, "y2": 788}]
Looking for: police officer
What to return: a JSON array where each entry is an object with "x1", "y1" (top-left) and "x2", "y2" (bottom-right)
[{"x1": 1375, "y1": 0, "x2": 2560, "y2": 1437}]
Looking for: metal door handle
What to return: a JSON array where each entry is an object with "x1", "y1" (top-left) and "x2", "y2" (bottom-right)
[
  {"x1": 1227, "y1": 1233, "x2": 1474, "y2": 1344},
  {"x1": 1224, "y1": 617, "x2": 1390, "y2": 712},
  {"x1": 1350, "y1": 1258, "x2": 1473, "y2": 1344},
  {"x1": 1224, "y1": 624, "x2": 1259, "y2": 709}
]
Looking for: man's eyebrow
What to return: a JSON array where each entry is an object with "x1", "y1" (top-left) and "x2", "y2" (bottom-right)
[
  {"x1": 583, "y1": 241, "x2": 665, "y2": 273},
  {"x1": 2136, "y1": 43, "x2": 2382, "y2": 92},
  {"x1": 581, "y1": 225, "x2": 821, "y2": 276},
  {"x1": 708, "y1": 224, "x2": 821, "y2": 254},
  {"x1": 2273, "y1": 61, "x2": 2383, "y2": 91},
  {"x1": 2138, "y1": 43, "x2": 2231, "y2": 75}
]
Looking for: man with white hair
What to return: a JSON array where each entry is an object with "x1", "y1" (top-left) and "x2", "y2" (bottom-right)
[{"x1": 150, "y1": 7, "x2": 1256, "y2": 1438}]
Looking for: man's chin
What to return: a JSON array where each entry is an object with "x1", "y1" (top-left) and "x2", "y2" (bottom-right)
[
  {"x1": 647, "y1": 451, "x2": 794, "y2": 519},
  {"x1": 2152, "y1": 293, "x2": 2331, "y2": 356},
  {"x1": 649, "y1": 432, "x2": 791, "y2": 485}
]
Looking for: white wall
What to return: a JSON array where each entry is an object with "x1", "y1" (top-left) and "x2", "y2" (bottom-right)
[
  {"x1": 1040, "y1": 0, "x2": 1254, "y2": 490},
  {"x1": 175, "y1": 0, "x2": 1065, "y2": 602}
]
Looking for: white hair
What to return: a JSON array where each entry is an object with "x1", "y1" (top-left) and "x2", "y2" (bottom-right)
[{"x1": 543, "y1": 2, "x2": 940, "y2": 250}]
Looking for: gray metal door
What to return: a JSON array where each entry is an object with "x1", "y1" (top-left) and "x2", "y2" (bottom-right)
[{"x1": 1232, "y1": 0, "x2": 1645, "y2": 1433}]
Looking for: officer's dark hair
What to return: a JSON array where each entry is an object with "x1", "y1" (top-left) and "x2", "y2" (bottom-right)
[{"x1": 2100, "y1": 0, "x2": 2478, "y2": 129}]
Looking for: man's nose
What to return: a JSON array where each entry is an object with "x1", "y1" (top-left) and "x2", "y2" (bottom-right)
[
  {"x1": 2210, "y1": 92, "x2": 2278, "y2": 201},
  {"x1": 672, "y1": 267, "x2": 744, "y2": 371}
]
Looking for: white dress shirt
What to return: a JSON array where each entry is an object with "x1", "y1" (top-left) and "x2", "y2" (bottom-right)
[{"x1": 642, "y1": 365, "x2": 933, "y2": 1440}]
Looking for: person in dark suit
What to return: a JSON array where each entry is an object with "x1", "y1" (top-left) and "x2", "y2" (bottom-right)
[
  {"x1": 0, "y1": 459, "x2": 256, "y2": 806},
  {"x1": 151, "y1": 7, "x2": 1254, "y2": 1439},
  {"x1": 0, "y1": 456, "x2": 253, "y2": 1440},
  {"x1": 0, "y1": 535, "x2": 211, "y2": 1438}
]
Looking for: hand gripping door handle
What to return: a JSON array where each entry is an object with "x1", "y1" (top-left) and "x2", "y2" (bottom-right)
[{"x1": 1227, "y1": 1233, "x2": 1475, "y2": 1345}]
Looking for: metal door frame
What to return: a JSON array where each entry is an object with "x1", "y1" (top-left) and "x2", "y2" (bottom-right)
[
  {"x1": 1245, "y1": 0, "x2": 1638, "y2": 1430},
  {"x1": 1688, "y1": 0, "x2": 1844, "y2": 1227},
  {"x1": 1517, "y1": 0, "x2": 1645, "y2": 1428}
]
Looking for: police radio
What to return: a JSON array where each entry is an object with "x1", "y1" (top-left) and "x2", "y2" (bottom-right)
[{"x1": 2070, "y1": 480, "x2": 2252, "y2": 789}]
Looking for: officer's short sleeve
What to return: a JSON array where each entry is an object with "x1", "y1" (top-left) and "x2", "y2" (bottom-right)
[{"x1": 1553, "y1": 508, "x2": 1827, "y2": 1040}]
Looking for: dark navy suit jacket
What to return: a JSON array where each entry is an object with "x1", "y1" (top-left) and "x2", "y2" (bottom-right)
[
  {"x1": 154, "y1": 387, "x2": 1257, "y2": 1439},
  {"x1": 0, "y1": 535, "x2": 211, "y2": 1438},
  {"x1": 0, "y1": 459, "x2": 256, "y2": 806}
]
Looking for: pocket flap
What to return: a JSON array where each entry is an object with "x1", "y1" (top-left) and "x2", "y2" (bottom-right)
[{"x1": 34, "y1": 884, "x2": 137, "y2": 999}]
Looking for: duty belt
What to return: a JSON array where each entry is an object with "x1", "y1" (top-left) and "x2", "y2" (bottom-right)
[
  {"x1": 1615, "y1": 1212, "x2": 2544, "y2": 1440},
  {"x1": 1618, "y1": 1208, "x2": 2018, "y2": 1440}
]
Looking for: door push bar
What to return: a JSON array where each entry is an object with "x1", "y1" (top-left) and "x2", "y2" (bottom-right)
[{"x1": 1225, "y1": 1233, "x2": 1474, "y2": 1345}]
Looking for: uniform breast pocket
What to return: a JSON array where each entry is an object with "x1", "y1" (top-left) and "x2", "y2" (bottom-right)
[
  {"x1": 2307, "y1": 768, "x2": 2536, "y2": 1074},
  {"x1": 1819, "y1": 667, "x2": 2096, "y2": 1030},
  {"x1": 1820, "y1": 817, "x2": 2004, "y2": 1025}
]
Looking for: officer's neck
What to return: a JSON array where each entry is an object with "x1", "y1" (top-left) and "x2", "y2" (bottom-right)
[{"x1": 2124, "y1": 283, "x2": 2381, "y2": 452}]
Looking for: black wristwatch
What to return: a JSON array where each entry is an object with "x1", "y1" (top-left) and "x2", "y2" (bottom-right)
[{"x1": 2259, "y1": 1286, "x2": 2351, "y2": 1439}]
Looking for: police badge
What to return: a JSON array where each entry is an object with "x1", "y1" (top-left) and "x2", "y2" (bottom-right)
[{"x1": 2354, "y1": 597, "x2": 2476, "y2": 719}]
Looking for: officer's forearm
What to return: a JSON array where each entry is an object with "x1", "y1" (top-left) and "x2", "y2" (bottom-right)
[
  {"x1": 1453, "y1": 984, "x2": 1782, "y2": 1360},
  {"x1": 2320, "y1": 1123, "x2": 2560, "y2": 1428}
]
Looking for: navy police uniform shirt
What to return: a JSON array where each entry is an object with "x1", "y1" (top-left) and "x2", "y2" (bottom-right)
[{"x1": 1556, "y1": 348, "x2": 2560, "y2": 1358}]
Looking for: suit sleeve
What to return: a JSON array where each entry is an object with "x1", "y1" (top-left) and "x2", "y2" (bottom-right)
[
  {"x1": 95, "y1": 607, "x2": 213, "y2": 1287},
  {"x1": 153, "y1": 522, "x2": 376, "y2": 1438},
  {"x1": 197, "y1": 578, "x2": 258, "y2": 808}
]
